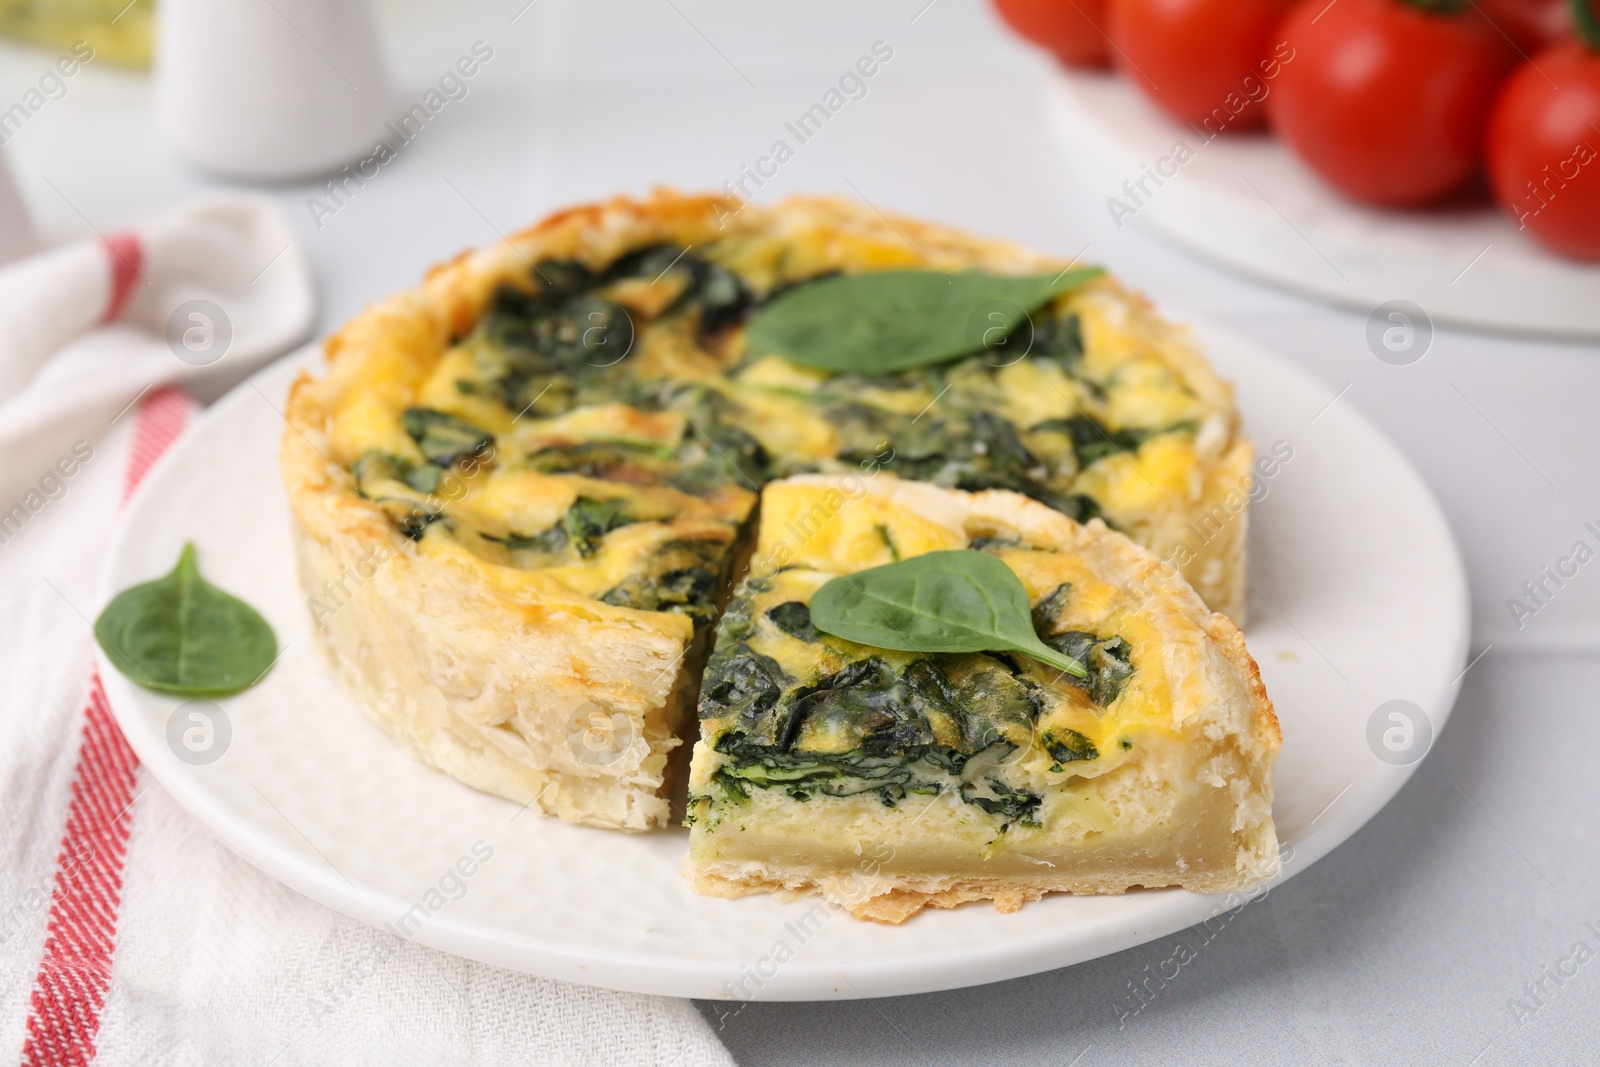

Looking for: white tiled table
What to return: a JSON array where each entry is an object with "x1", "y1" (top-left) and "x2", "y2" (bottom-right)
[{"x1": 4, "y1": 1, "x2": 1596, "y2": 1062}]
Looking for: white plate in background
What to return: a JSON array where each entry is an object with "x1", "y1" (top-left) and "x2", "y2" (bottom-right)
[{"x1": 1047, "y1": 69, "x2": 1600, "y2": 339}]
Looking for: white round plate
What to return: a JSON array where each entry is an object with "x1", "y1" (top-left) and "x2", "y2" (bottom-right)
[
  {"x1": 99, "y1": 324, "x2": 1468, "y2": 1001},
  {"x1": 1046, "y1": 69, "x2": 1600, "y2": 339}
]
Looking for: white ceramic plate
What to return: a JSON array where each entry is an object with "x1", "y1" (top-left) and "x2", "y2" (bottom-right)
[
  {"x1": 1046, "y1": 69, "x2": 1600, "y2": 339},
  {"x1": 98, "y1": 323, "x2": 1469, "y2": 1001}
]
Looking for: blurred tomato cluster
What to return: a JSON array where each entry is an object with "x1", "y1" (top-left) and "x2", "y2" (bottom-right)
[{"x1": 995, "y1": 0, "x2": 1600, "y2": 260}]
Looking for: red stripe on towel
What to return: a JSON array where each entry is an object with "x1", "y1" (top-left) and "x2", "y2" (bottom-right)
[
  {"x1": 120, "y1": 388, "x2": 191, "y2": 505},
  {"x1": 100, "y1": 234, "x2": 143, "y2": 324},
  {"x1": 20, "y1": 391, "x2": 192, "y2": 1067}
]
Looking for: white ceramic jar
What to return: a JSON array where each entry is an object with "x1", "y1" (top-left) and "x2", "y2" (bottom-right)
[{"x1": 154, "y1": 0, "x2": 396, "y2": 181}]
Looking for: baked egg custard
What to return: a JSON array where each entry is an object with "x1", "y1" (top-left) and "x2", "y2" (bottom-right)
[{"x1": 281, "y1": 191, "x2": 1260, "y2": 837}]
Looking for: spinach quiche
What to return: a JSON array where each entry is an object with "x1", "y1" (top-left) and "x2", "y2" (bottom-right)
[
  {"x1": 686, "y1": 474, "x2": 1280, "y2": 922},
  {"x1": 281, "y1": 191, "x2": 1255, "y2": 832}
]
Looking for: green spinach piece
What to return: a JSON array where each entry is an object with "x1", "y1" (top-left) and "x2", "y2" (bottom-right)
[
  {"x1": 95, "y1": 543, "x2": 278, "y2": 698},
  {"x1": 1031, "y1": 583, "x2": 1072, "y2": 636},
  {"x1": 765, "y1": 601, "x2": 819, "y2": 642},
  {"x1": 958, "y1": 777, "x2": 1042, "y2": 828},
  {"x1": 530, "y1": 258, "x2": 597, "y2": 299},
  {"x1": 1033, "y1": 415, "x2": 1197, "y2": 471},
  {"x1": 701, "y1": 642, "x2": 793, "y2": 744},
  {"x1": 477, "y1": 275, "x2": 638, "y2": 416},
  {"x1": 599, "y1": 538, "x2": 727, "y2": 625},
  {"x1": 1043, "y1": 631, "x2": 1136, "y2": 707},
  {"x1": 562, "y1": 497, "x2": 638, "y2": 557},
  {"x1": 809, "y1": 551, "x2": 1087, "y2": 677},
  {"x1": 402, "y1": 407, "x2": 494, "y2": 467},
  {"x1": 1024, "y1": 310, "x2": 1085, "y2": 367},
  {"x1": 481, "y1": 526, "x2": 568, "y2": 554},
  {"x1": 1041, "y1": 728, "x2": 1099, "y2": 768},
  {"x1": 351, "y1": 452, "x2": 443, "y2": 539},
  {"x1": 605, "y1": 243, "x2": 754, "y2": 337},
  {"x1": 744, "y1": 268, "x2": 1102, "y2": 374},
  {"x1": 665, "y1": 386, "x2": 771, "y2": 492},
  {"x1": 526, "y1": 440, "x2": 676, "y2": 484}
]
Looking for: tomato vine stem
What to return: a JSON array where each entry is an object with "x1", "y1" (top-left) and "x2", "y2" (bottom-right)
[{"x1": 1572, "y1": 0, "x2": 1600, "y2": 50}]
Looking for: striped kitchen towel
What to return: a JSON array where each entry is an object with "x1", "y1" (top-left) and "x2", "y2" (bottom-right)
[{"x1": 0, "y1": 220, "x2": 734, "y2": 1066}]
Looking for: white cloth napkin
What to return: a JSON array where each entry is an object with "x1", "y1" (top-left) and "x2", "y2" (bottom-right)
[
  {"x1": 0, "y1": 212, "x2": 735, "y2": 1066},
  {"x1": 0, "y1": 195, "x2": 314, "y2": 508}
]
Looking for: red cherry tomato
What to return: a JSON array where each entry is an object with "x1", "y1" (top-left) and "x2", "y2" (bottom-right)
[
  {"x1": 1478, "y1": 0, "x2": 1568, "y2": 53},
  {"x1": 994, "y1": 0, "x2": 1112, "y2": 68},
  {"x1": 1487, "y1": 40, "x2": 1600, "y2": 260},
  {"x1": 1106, "y1": 0, "x2": 1296, "y2": 131},
  {"x1": 1267, "y1": 0, "x2": 1517, "y2": 206}
]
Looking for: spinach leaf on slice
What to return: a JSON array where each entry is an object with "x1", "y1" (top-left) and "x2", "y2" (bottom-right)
[
  {"x1": 95, "y1": 543, "x2": 277, "y2": 698},
  {"x1": 808, "y1": 550, "x2": 1088, "y2": 678},
  {"x1": 744, "y1": 268, "x2": 1102, "y2": 374}
]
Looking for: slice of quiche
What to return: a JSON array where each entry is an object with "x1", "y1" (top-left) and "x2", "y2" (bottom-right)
[
  {"x1": 282, "y1": 190, "x2": 1255, "y2": 830},
  {"x1": 685, "y1": 474, "x2": 1280, "y2": 922}
]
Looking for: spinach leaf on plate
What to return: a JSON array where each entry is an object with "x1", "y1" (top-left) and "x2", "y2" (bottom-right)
[{"x1": 95, "y1": 543, "x2": 277, "y2": 698}]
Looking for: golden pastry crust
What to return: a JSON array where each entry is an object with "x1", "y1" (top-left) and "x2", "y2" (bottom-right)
[{"x1": 282, "y1": 190, "x2": 1254, "y2": 831}]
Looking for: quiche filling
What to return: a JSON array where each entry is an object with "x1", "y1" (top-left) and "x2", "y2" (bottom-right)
[
  {"x1": 698, "y1": 585, "x2": 1133, "y2": 827},
  {"x1": 336, "y1": 243, "x2": 1215, "y2": 621},
  {"x1": 683, "y1": 476, "x2": 1279, "y2": 922}
]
